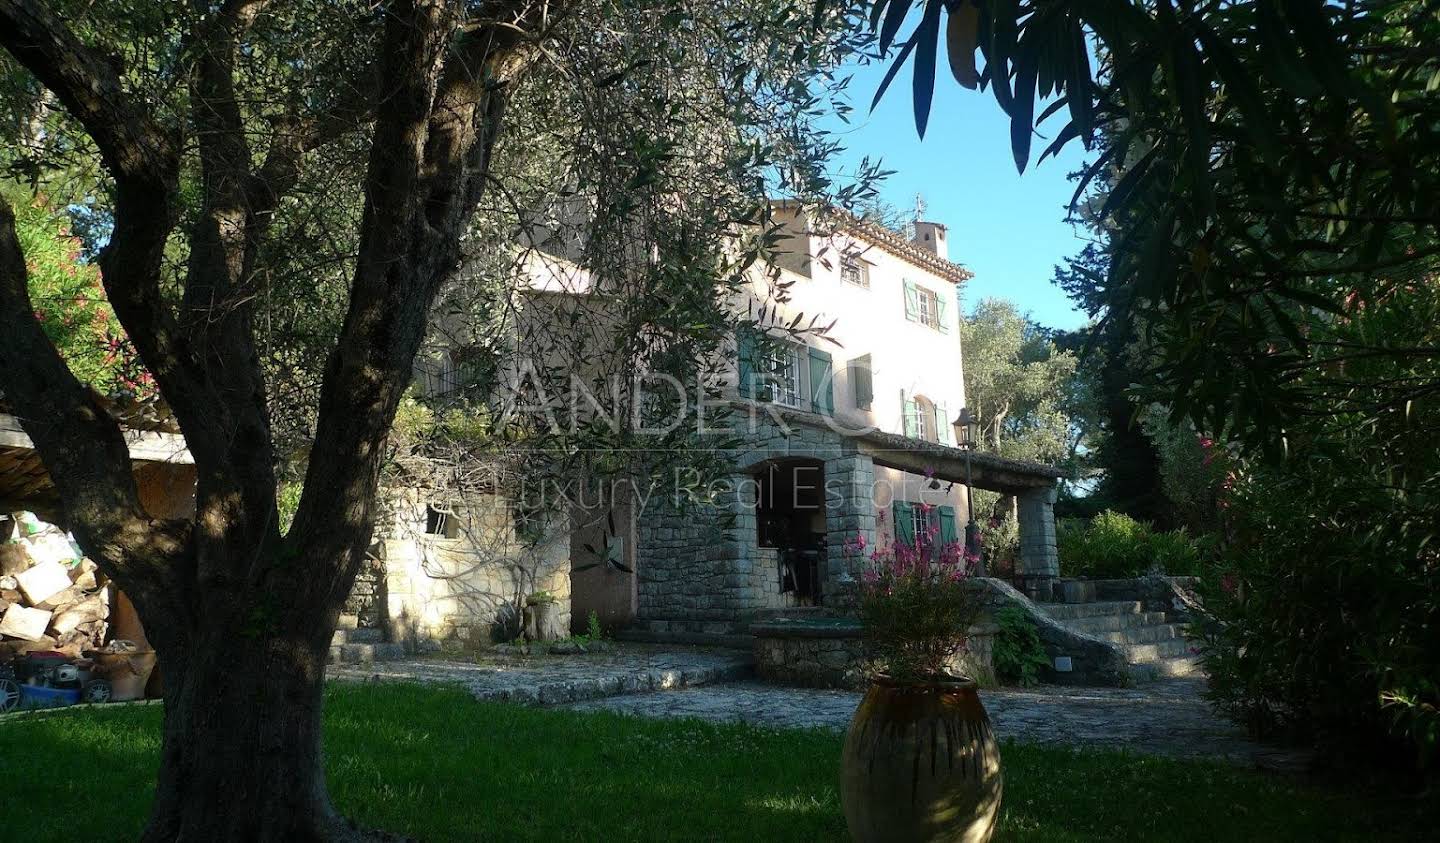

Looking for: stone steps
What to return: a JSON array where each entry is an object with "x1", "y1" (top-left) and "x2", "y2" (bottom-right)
[
  {"x1": 1039, "y1": 600, "x2": 1202, "y2": 683},
  {"x1": 1042, "y1": 600, "x2": 1144, "y2": 620},
  {"x1": 1061, "y1": 611, "x2": 1171, "y2": 633},
  {"x1": 327, "y1": 615, "x2": 407, "y2": 666},
  {"x1": 1128, "y1": 656, "x2": 1203, "y2": 680},
  {"x1": 1088, "y1": 622, "x2": 1188, "y2": 646}
]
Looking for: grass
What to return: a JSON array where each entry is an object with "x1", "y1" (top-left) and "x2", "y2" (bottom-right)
[{"x1": 1, "y1": 682, "x2": 1433, "y2": 841}]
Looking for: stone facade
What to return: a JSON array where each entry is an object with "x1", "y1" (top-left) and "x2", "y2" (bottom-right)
[
  {"x1": 633, "y1": 410, "x2": 903, "y2": 634},
  {"x1": 373, "y1": 487, "x2": 570, "y2": 650}
]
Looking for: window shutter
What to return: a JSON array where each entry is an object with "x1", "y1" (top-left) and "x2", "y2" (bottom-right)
[
  {"x1": 936, "y1": 402, "x2": 951, "y2": 445},
  {"x1": 893, "y1": 500, "x2": 914, "y2": 545},
  {"x1": 807, "y1": 347, "x2": 834, "y2": 415},
  {"x1": 936, "y1": 290, "x2": 950, "y2": 334},
  {"x1": 938, "y1": 505, "x2": 959, "y2": 545},
  {"x1": 902, "y1": 279, "x2": 920, "y2": 322},
  {"x1": 736, "y1": 327, "x2": 756, "y2": 398},
  {"x1": 849, "y1": 354, "x2": 873, "y2": 409},
  {"x1": 901, "y1": 391, "x2": 919, "y2": 438}
]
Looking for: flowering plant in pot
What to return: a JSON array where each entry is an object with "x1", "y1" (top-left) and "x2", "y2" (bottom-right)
[{"x1": 841, "y1": 508, "x2": 1003, "y2": 843}]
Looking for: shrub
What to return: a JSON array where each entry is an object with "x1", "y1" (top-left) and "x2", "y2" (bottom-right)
[
  {"x1": 1194, "y1": 442, "x2": 1440, "y2": 772},
  {"x1": 980, "y1": 514, "x2": 1019, "y2": 578},
  {"x1": 1058, "y1": 509, "x2": 1209, "y2": 578},
  {"x1": 854, "y1": 521, "x2": 982, "y2": 682},
  {"x1": 991, "y1": 605, "x2": 1050, "y2": 687}
]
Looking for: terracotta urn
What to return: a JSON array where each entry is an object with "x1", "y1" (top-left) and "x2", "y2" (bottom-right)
[{"x1": 840, "y1": 675, "x2": 1003, "y2": 843}]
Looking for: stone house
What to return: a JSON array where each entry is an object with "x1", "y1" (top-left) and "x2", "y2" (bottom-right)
[
  {"x1": 576, "y1": 205, "x2": 1063, "y2": 640},
  {"x1": 357, "y1": 203, "x2": 1063, "y2": 649}
]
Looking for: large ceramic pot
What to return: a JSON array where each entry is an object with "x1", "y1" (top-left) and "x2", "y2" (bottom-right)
[{"x1": 841, "y1": 675, "x2": 1002, "y2": 843}]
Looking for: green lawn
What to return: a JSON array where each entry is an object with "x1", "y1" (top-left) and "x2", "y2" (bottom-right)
[{"x1": 1, "y1": 683, "x2": 1432, "y2": 841}]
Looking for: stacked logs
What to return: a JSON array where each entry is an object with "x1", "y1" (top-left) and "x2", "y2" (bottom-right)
[{"x1": 0, "y1": 513, "x2": 109, "y2": 661}]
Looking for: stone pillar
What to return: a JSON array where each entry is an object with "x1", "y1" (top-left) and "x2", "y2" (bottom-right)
[
  {"x1": 823, "y1": 453, "x2": 876, "y2": 609},
  {"x1": 1015, "y1": 484, "x2": 1059, "y2": 602}
]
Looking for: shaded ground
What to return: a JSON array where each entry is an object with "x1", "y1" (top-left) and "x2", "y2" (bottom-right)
[
  {"x1": 563, "y1": 677, "x2": 1295, "y2": 765},
  {"x1": 330, "y1": 643, "x2": 1292, "y2": 766},
  {"x1": 3, "y1": 683, "x2": 1429, "y2": 842}
]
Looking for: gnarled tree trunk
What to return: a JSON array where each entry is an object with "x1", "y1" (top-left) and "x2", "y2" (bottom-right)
[
  {"x1": 0, "y1": 1, "x2": 546, "y2": 838},
  {"x1": 144, "y1": 620, "x2": 343, "y2": 841}
]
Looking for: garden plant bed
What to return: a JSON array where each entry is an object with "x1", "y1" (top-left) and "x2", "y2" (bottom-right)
[{"x1": 3, "y1": 682, "x2": 1435, "y2": 842}]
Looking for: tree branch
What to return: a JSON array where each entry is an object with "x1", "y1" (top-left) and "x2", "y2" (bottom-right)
[{"x1": 0, "y1": 195, "x2": 196, "y2": 646}]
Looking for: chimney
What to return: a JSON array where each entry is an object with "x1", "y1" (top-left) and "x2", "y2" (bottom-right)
[{"x1": 913, "y1": 220, "x2": 948, "y2": 261}]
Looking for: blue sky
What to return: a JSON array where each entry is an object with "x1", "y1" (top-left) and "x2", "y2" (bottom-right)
[{"x1": 823, "y1": 60, "x2": 1093, "y2": 331}]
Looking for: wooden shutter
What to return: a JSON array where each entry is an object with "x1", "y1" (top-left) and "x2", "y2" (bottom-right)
[
  {"x1": 736, "y1": 326, "x2": 756, "y2": 398},
  {"x1": 936, "y1": 289, "x2": 950, "y2": 334},
  {"x1": 901, "y1": 391, "x2": 919, "y2": 438},
  {"x1": 893, "y1": 500, "x2": 914, "y2": 545},
  {"x1": 848, "y1": 354, "x2": 873, "y2": 409},
  {"x1": 902, "y1": 279, "x2": 920, "y2": 322},
  {"x1": 807, "y1": 347, "x2": 834, "y2": 415},
  {"x1": 938, "y1": 505, "x2": 959, "y2": 545},
  {"x1": 936, "y1": 402, "x2": 951, "y2": 445}
]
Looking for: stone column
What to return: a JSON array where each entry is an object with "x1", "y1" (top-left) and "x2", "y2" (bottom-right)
[
  {"x1": 1015, "y1": 484, "x2": 1059, "y2": 602},
  {"x1": 822, "y1": 453, "x2": 876, "y2": 609}
]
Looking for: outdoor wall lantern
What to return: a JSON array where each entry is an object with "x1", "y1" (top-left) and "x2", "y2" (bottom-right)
[{"x1": 953, "y1": 407, "x2": 985, "y2": 576}]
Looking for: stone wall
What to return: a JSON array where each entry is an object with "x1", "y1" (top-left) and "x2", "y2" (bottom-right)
[
  {"x1": 752, "y1": 616, "x2": 997, "y2": 689},
  {"x1": 375, "y1": 488, "x2": 570, "y2": 650},
  {"x1": 633, "y1": 409, "x2": 883, "y2": 633},
  {"x1": 980, "y1": 578, "x2": 1130, "y2": 686}
]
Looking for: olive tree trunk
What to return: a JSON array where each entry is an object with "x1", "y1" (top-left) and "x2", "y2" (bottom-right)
[{"x1": 0, "y1": 1, "x2": 545, "y2": 838}]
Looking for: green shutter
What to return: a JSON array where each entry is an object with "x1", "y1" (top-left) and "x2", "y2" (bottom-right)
[
  {"x1": 807, "y1": 347, "x2": 833, "y2": 415},
  {"x1": 893, "y1": 500, "x2": 914, "y2": 545},
  {"x1": 936, "y1": 402, "x2": 951, "y2": 445},
  {"x1": 901, "y1": 391, "x2": 919, "y2": 438},
  {"x1": 848, "y1": 354, "x2": 873, "y2": 409},
  {"x1": 903, "y1": 279, "x2": 920, "y2": 322},
  {"x1": 736, "y1": 327, "x2": 756, "y2": 398},
  {"x1": 938, "y1": 505, "x2": 958, "y2": 545},
  {"x1": 936, "y1": 290, "x2": 950, "y2": 334}
]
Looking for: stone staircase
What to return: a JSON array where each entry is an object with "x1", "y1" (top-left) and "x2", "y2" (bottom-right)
[
  {"x1": 328, "y1": 614, "x2": 407, "y2": 666},
  {"x1": 1040, "y1": 600, "x2": 1200, "y2": 681}
]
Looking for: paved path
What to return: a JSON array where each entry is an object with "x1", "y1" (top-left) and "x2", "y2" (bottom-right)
[
  {"x1": 564, "y1": 678, "x2": 1292, "y2": 766},
  {"x1": 329, "y1": 643, "x2": 752, "y2": 705},
  {"x1": 333, "y1": 645, "x2": 1298, "y2": 768}
]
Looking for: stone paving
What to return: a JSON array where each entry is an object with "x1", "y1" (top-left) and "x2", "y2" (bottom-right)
[
  {"x1": 329, "y1": 643, "x2": 752, "y2": 705},
  {"x1": 564, "y1": 677, "x2": 1296, "y2": 767}
]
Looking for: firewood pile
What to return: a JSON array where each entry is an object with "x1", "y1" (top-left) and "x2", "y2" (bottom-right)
[{"x1": 0, "y1": 512, "x2": 110, "y2": 663}]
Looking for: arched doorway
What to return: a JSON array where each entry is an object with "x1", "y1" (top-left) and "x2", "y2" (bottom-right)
[{"x1": 753, "y1": 458, "x2": 827, "y2": 605}]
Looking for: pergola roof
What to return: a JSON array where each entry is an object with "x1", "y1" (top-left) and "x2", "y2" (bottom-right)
[
  {"x1": 0, "y1": 413, "x2": 192, "y2": 516},
  {"x1": 857, "y1": 428, "x2": 1061, "y2": 493}
]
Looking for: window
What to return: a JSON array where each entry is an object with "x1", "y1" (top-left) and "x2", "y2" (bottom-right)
[
  {"x1": 902, "y1": 393, "x2": 950, "y2": 444},
  {"x1": 840, "y1": 253, "x2": 870, "y2": 288},
  {"x1": 915, "y1": 286, "x2": 940, "y2": 329},
  {"x1": 902, "y1": 279, "x2": 949, "y2": 332},
  {"x1": 911, "y1": 504, "x2": 932, "y2": 546},
  {"x1": 914, "y1": 395, "x2": 938, "y2": 442},
  {"x1": 848, "y1": 354, "x2": 873, "y2": 410},
  {"x1": 738, "y1": 329, "x2": 832, "y2": 414},
  {"x1": 424, "y1": 504, "x2": 462, "y2": 539},
  {"x1": 760, "y1": 343, "x2": 808, "y2": 408}
]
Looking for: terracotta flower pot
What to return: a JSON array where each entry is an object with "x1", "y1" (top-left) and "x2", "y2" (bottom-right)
[{"x1": 841, "y1": 675, "x2": 1003, "y2": 843}]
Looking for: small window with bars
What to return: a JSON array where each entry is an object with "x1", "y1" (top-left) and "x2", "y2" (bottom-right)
[
  {"x1": 760, "y1": 343, "x2": 808, "y2": 408},
  {"x1": 840, "y1": 253, "x2": 870, "y2": 288}
]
